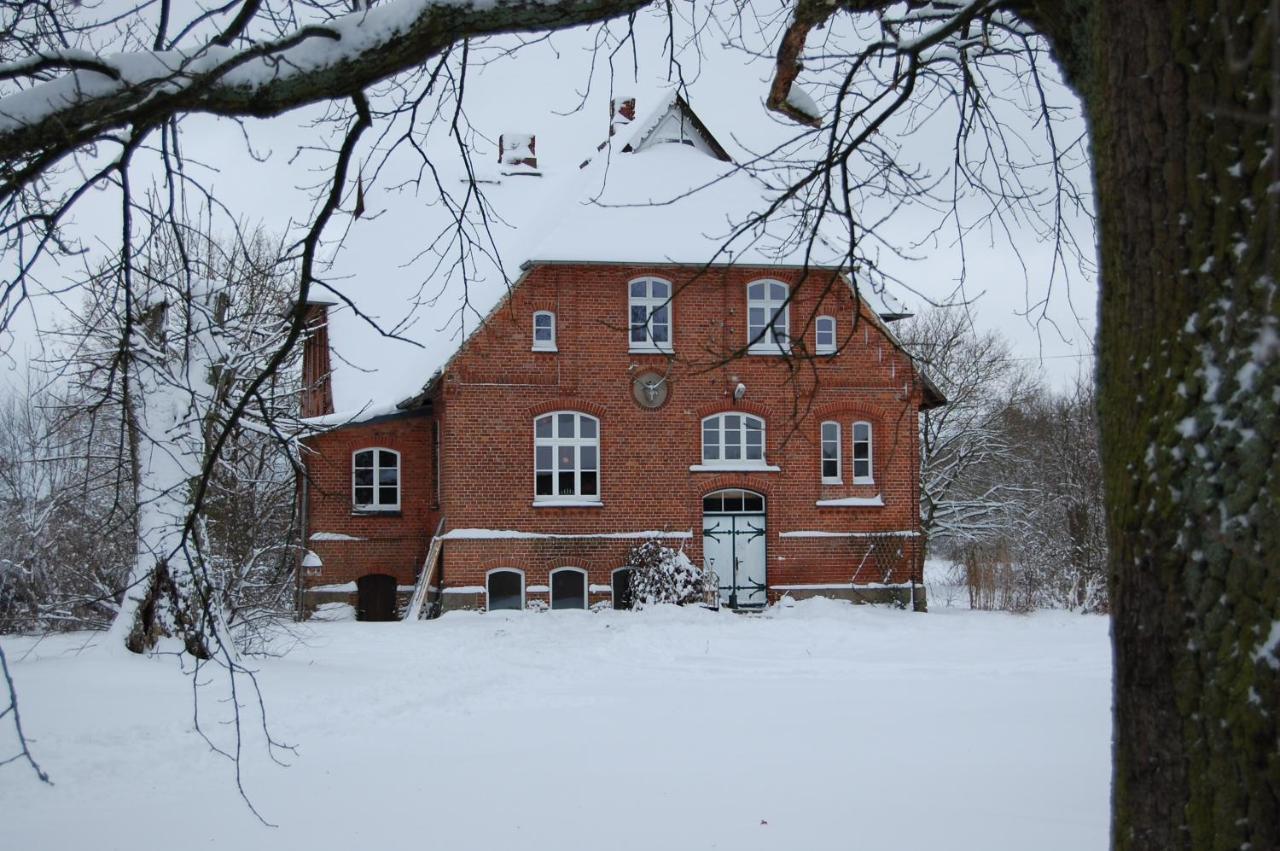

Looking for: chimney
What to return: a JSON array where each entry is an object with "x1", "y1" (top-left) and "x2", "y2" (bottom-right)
[
  {"x1": 498, "y1": 132, "x2": 540, "y2": 175},
  {"x1": 609, "y1": 96, "x2": 636, "y2": 136},
  {"x1": 300, "y1": 300, "x2": 334, "y2": 418}
]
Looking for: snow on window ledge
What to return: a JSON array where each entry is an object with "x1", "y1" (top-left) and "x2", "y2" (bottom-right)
[
  {"x1": 526, "y1": 585, "x2": 550, "y2": 593},
  {"x1": 352, "y1": 507, "x2": 401, "y2": 516},
  {"x1": 310, "y1": 531, "x2": 367, "y2": 542},
  {"x1": 815, "y1": 495, "x2": 885, "y2": 507},
  {"x1": 531, "y1": 499, "x2": 604, "y2": 508},
  {"x1": 689, "y1": 463, "x2": 781, "y2": 473}
]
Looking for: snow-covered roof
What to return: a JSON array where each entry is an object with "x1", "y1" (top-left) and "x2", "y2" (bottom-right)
[{"x1": 312, "y1": 87, "x2": 909, "y2": 423}]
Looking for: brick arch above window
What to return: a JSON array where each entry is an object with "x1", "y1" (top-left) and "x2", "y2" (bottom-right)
[
  {"x1": 694, "y1": 399, "x2": 775, "y2": 421},
  {"x1": 811, "y1": 400, "x2": 896, "y2": 423},
  {"x1": 526, "y1": 399, "x2": 609, "y2": 419},
  {"x1": 696, "y1": 475, "x2": 777, "y2": 498}
]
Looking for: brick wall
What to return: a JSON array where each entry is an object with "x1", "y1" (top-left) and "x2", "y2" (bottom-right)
[
  {"x1": 302, "y1": 411, "x2": 437, "y2": 588},
  {"x1": 303, "y1": 262, "x2": 929, "y2": 610}
]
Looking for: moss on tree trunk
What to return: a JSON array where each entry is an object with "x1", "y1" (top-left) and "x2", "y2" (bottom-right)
[{"x1": 1084, "y1": 1, "x2": 1279, "y2": 847}]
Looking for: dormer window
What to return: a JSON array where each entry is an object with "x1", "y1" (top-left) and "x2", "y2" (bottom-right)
[
  {"x1": 629, "y1": 278, "x2": 673, "y2": 352},
  {"x1": 747, "y1": 280, "x2": 790, "y2": 354},
  {"x1": 532, "y1": 311, "x2": 557, "y2": 351},
  {"x1": 815, "y1": 316, "x2": 837, "y2": 355}
]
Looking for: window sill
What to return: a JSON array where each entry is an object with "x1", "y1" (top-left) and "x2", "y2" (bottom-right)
[
  {"x1": 629, "y1": 345, "x2": 673, "y2": 355},
  {"x1": 531, "y1": 499, "x2": 604, "y2": 508},
  {"x1": 821, "y1": 478, "x2": 843, "y2": 486},
  {"x1": 816, "y1": 495, "x2": 884, "y2": 507},
  {"x1": 747, "y1": 345, "x2": 791, "y2": 356},
  {"x1": 351, "y1": 507, "x2": 401, "y2": 516},
  {"x1": 531, "y1": 344, "x2": 558, "y2": 353},
  {"x1": 689, "y1": 463, "x2": 780, "y2": 473}
]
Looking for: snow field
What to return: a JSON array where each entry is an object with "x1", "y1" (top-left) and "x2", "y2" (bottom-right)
[{"x1": 1, "y1": 599, "x2": 1110, "y2": 850}]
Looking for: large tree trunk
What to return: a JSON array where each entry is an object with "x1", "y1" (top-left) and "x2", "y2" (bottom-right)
[{"x1": 1084, "y1": 2, "x2": 1279, "y2": 848}]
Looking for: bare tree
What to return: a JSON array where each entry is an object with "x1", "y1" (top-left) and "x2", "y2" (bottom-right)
[
  {"x1": 899, "y1": 305, "x2": 1035, "y2": 548},
  {"x1": 0, "y1": 0, "x2": 1275, "y2": 845},
  {"x1": 0, "y1": 380, "x2": 134, "y2": 633}
]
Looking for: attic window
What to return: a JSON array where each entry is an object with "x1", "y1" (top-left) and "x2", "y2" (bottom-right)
[
  {"x1": 629, "y1": 278, "x2": 673, "y2": 352},
  {"x1": 815, "y1": 316, "x2": 837, "y2": 354},
  {"x1": 532, "y1": 311, "x2": 557, "y2": 351},
  {"x1": 747, "y1": 280, "x2": 790, "y2": 354}
]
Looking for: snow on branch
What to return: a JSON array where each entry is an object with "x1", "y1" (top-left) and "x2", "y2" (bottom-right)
[{"x1": 0, "y1": 0, "x2": 651, "y2": 165}]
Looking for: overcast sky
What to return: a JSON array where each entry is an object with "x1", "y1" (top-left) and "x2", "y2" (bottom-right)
[{"x1": 0, "y1": 1, "x2": 1098, "y2": 402}]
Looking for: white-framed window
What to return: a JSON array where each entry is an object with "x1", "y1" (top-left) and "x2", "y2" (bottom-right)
[
  {"x1": 532, "y1": 311, "x2": 557, "y2": 351},
  {"x1": 487, "y1": 568, "x2": 525, "y2": 611},
  {"x1": 815, "y1": 316, "x2": 837, "y2": 354},
  {"x1": 747, "y1": 280, "x2": 790, "y2": 354},
  {"x1": 852, "y1": 421, "x2": 874, "y2": 483},
  {"x1": 550, "y1": 567, "x2": 588, "y2": 609},
  {"x1": 821, "y1": 421, "x2": 841, "y2": 483},
  {"x1": 701, "y1": 413, "x2": 765, "y2": 466},
  {"x1": 534, "y1": 412, "x2": 600, "y2": 502},
  {"x1": 352, "y1": 448, "x2": 400, "y2": 511},
  {"x1": 629, "y1": 277, "x2": 673, "y2": 351}
]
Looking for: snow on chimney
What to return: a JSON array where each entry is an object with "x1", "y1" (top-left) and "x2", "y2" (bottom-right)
[
  {"x1": 610, "y1": 95, "x2": 636, "y2": 136},
  {"x1": 300, "y1": 301, "x2": 334, "y2": 418},
  {"x1": 499, "y1": 132, "x2": 540, "y2": 175}
]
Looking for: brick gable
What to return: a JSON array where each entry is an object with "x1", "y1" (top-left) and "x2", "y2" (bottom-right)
[{"x1": 301, "y1": 261, "x2": 931, "y2": 615}]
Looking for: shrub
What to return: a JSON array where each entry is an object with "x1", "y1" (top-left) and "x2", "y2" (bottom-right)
[{"x1": 624, "y1": 541, "x2": 716, "y2": 607}]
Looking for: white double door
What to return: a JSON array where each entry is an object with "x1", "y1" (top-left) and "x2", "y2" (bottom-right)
[{"x1": 702, "y1": 510, "x2": 767, "y2": 608}]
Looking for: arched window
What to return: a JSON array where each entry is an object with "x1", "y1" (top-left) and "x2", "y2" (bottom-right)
[
  {"x1": 550, "y1": 567, "x2": 587, "y2": 609},
  {"x1": 821, "y1": 421, "x2": 841, "y2": 483},
  {"x1": 701, "y1": 413, "x2": 765, "y2": 466},
  {"x1": 611, "y1": 567, "x2": 634, "y2": 610},
  {"x1": 352, "y1": 448, "x2": 400, "y2": 511},
  {"x1": 852, "y1": 421, "x2": 874, "y2": 483},
  {"x1": 487, "y1": 569, "x2": 525, "y2": 611},
  {"x1": 746, "y1": 280, "x2": 790, "y2": 353},
  {"x1": 629, "y1": 277, "x2": 672, "y2": 352},
  {"x1": 534, "y1": 412, "x2": 600, "y2": 502},
  {"x1": 815, "y1": 316, "x2": 837, "y2": 354},
  {"x1": 532, "y1": 311, "x2": 557, "y2": 351}
]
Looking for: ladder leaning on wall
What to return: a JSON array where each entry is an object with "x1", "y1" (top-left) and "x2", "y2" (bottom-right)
[{"x1": 403, "y1": 516, "x2": 446, "y2": 622}]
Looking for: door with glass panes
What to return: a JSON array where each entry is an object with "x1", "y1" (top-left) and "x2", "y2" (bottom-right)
[{"x1": 701, "y1": 489, "x2": 767, "y2": 608}]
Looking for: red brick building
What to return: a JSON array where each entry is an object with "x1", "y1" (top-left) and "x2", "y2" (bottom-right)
[{"x1": 297, "y1": 93, "x2": 944, "y2": 618}]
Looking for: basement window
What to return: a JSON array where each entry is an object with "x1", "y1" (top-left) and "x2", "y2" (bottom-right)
[
  {"x1": 550, "y1": 568, "x2": 587, "y2": 610},
  {"x1": 487, "y1": 569, "x2": 525, "y2": 611}
]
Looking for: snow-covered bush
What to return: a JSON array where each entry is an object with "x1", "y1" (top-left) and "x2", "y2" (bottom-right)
[{"x1": 624, "y1": 541, "x2": 716, "y2": 607}]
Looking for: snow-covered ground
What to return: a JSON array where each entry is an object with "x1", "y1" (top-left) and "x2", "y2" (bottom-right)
[{"x1": 1, "y1": 600, "x2": 1110, "y2": 850}]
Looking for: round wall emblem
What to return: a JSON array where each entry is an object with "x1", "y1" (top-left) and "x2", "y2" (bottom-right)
[{"x1": 632, "y1": 370, "x2": 670, "y2": 409}]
